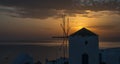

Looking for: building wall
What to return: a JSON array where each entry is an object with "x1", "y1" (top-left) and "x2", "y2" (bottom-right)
[
  {"x1": 69, "y1": 36, "x2": 99, "y2": 64},
  {"x1": 101, "y1": 49, "x2": 120, "y2": 64}
]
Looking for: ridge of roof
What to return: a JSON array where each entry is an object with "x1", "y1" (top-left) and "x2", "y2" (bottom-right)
[{"x1": 70, "y1": 28, "x2": 98, "y2": 37}]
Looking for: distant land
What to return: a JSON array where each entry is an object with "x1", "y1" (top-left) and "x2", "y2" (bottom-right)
[{"x1": 0, "y1": 40, "x2": 54, "y2": 43}]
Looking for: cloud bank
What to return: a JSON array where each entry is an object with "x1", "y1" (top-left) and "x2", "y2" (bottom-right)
[{"x1": 0, "y1": 0, "x2": 120, "y2": 19}]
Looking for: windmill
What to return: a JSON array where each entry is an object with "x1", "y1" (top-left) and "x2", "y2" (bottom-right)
[
  {"x1": 60, "y1": 14, "x2": 70, "y2": 58},
  {"x1": 52, "y1": 14, "x2": 71, "y2": 58}
]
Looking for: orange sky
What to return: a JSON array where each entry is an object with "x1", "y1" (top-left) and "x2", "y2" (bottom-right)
[{"x1": 0, "y1": 10, "x2": 120, "y2": 42}]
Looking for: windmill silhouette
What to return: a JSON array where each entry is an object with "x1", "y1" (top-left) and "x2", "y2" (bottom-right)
[
  {"x1": 60, "y1": 14, "x2": 70, "y2": 58},
  {"x1": 52, "y1": 14, "x2": 71, "y2": 58}
]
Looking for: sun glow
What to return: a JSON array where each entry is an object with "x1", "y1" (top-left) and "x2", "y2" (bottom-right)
[{"x1": 69, "y1": 14, "x2": 97, "y2": 34}]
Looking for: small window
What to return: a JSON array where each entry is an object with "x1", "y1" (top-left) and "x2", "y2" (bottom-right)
[{"x1": 85, "y1": 41, "x2": 88, "y2": 45}]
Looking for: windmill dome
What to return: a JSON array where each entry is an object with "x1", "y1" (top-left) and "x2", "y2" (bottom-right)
[{"x1": 70, "y1": 28, "x2": 97, "y2": 37}]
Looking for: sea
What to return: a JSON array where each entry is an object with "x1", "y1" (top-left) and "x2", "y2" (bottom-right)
[{"x1": 0, "y1": 40, "x2": 120, "y2": 64}]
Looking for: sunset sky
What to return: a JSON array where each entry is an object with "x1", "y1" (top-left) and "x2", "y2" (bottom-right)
[{"x1": 0, "y1": 0, "x2": 120, "y2": 43}]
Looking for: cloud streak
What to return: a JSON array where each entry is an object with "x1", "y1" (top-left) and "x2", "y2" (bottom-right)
[
  {"x1": 0, "y1": 0, "x2": 120, "y2": 19},
  {"x1": 87, "y1": 24, "x2": 120, "y2": 42}
]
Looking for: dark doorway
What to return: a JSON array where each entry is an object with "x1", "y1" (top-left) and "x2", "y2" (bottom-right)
[
  {"x1": 118, "y1": 57, "x2": 120, "y2": 64},
  {"x1": 82, "y1": 53, "x2": 89, "y2": 64},
  {"x1": 24, "y1": 62, "x2": 30, "y2": 64}
]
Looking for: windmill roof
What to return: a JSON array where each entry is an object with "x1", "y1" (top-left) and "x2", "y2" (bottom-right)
[{"x1": 70, "y1": 28, "x2": 97, "y2": 37}]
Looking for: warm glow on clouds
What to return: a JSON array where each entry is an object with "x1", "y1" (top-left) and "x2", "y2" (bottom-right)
[
  {"x1": 0, "y1": 8, "x2": 120, "y2": 42},
  {"x1": 64, "y1": 10, "x2": 120, "y2": 42},
  {"x1": 68, "y1": 11, "x2": 97, "y2": 34}
]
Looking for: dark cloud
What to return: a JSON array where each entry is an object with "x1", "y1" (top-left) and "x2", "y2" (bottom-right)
[
  {"x1": 0, "y1": 0, "x2": 74, "y2": 19},
  {"x1": 0, "y1": 0, "x2": 120, "y2": 19},
  {"x1": 100, "y1": 33, "x2": 120, "y2": 42},
  {"x1": 0, "y1": 0, "x2": 73, "y2": 9}
]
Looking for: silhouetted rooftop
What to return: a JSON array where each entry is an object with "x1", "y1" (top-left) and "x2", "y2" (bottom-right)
[{"x1": 70, "y1": 28, "x2": 97, "y2": 37}]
